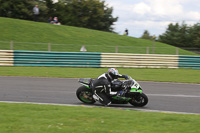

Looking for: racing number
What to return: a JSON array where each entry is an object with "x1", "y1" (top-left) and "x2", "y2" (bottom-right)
[{"x1": 134, "y1": 82, "x2": 139, "y2": 89}]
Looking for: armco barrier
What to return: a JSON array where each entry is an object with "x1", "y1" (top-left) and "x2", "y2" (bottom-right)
[
  {"x1": 101, "y1": 53, "x2": 179, "y2": 68},
  {"x1": 179, "y1": 55, "x2": 200, "y2": 69},
  {"x1": 13, "y1": 51, "x2": 101, "y2": 67},
  {"x1": 0, "y1": 50, "x2": 200, "y2": 69},
  {"x1": 0, "y1": 50, "x2": 13, "y2": 66}
]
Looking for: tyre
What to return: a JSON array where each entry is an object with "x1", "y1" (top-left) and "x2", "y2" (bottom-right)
[
  {"x1": 76, "y1": 86, "x2": 96, "y2": 104},
  {"x1": 129, "y1": 93, "x2": 148, "y2": 107}
]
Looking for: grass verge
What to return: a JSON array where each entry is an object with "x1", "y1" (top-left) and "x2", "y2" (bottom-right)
[
  {"x1": 0, "y1": 102, "x2": 199, "y2": 133},
  {"x1": 0, "y1": 17, "x2": 197, "y2": 55},
  {"x1": 0, "y1": 67, "x2": 200, "y2": 83}
]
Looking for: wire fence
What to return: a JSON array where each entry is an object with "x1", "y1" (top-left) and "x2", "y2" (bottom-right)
[{"x1": 0, "y1": 40, "x2": 199, "y2": 55}]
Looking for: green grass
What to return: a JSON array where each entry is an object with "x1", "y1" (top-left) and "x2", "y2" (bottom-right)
[
  {"x1": 0, "y1": 17, "x2": 197, "y2": 55},
  {"x1": 1, "y1": 67, "x2": 200, "y2": 83},
  {"x1": 1, "y1": 17, "x2": 199, "y2": 133},
  {"x1": 0, "y1": 102, "x2": 199, "y2": 133}
]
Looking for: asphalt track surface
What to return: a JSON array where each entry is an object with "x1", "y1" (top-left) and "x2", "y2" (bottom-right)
[{"x1": 0, "y1": 76, "x2": 200, "y2": 114}]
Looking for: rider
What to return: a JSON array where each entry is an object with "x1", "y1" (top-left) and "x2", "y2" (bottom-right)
[{"x1": 91, "y1": 68, "x2": 129, "y2": 106}]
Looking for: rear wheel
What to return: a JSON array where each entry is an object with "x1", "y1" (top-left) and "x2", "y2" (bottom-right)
[
  {"x1": 76, "y1": 86, "x2": 96, "y2": 104},
  {"x1": 129, "y1": 93, "x2": 148, "y2": 107}
]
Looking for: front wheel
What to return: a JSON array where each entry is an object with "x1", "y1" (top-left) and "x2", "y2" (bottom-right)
[
  {"x1": 129, "y1": 93, "x2": 148, "y2": 107},
  {"x1": 76, "y1": 86, "x2": 96, "y2": 104}
]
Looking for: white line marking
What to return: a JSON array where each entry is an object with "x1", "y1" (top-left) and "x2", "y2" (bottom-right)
[
  {"x1": 147, "y1": 94, "x2": 200, "y2": 98},
  {"x1": 139, "y1": 81, "x2": 200, "y2": 85},
  {"x1": 0, "y1": 101, "x2": 199, "y2": 115}
]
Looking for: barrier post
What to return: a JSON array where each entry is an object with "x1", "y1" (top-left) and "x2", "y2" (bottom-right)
[
  {"x1": 10, "y1": 40, "x2": 13, "y2": 50},
  {"x1": 152, "y1": 35, "x2": 156, "y2": 54},
  {"x1": 146, "y1": 47, "x2": 149, "y2": 54},
  {"x1": 48, "y1": 43, "x2": 51, "y2": 51},
  {"x1": 152, "y1": 39, "x2": 155, "y2": 54},
  {"x1": 176, "y1": 48, "x2": 179, "y2": 55},
  {"x1": 115, "y1": 46, "x2": 118, "y2": 53}
]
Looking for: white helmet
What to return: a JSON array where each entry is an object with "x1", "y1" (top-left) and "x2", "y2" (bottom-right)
[{"x1": 108, "y1": 68, "x2": 119, "y2": 79}]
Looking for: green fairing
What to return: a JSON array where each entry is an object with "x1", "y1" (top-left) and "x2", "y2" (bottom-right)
[
  {"x1": 112, "y1": 96, "x2": 131, "y2": 101},
  {"x1": 83, "y1": 85, "x2": 91, "y2": 89},
  {"x1": 130, "y1": 88, "x2": 143, "y2": 93}
]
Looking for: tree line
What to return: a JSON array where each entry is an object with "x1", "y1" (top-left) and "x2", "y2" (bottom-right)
[
  {"x1": 140, "y1": 22, "x2": 200, "y2": 48},
  {"x1": 0, "y1": 0, "x2": 118, "y2": 32}
]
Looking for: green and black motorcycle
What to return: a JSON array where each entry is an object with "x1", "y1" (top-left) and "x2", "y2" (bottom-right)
[{"x1": 76, "y1": 76, "x2": 148, "y2": 107}]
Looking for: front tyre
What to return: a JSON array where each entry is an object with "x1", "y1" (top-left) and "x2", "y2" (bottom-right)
[
  {"x1": 129, "y1": 93, "x2": 148, "y2": 107},
  {"x1": 76, "y1": 86, "x2": 96, "y2": 104}
]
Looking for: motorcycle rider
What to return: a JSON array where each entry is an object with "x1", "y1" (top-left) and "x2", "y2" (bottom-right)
[{"x1": 91, "y1": 68, "x2": 129, "y2": 106}]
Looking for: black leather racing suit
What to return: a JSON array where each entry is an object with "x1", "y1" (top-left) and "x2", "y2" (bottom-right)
[{"x1": 91, "y1": 73, "x2": 128, "y2": 106}]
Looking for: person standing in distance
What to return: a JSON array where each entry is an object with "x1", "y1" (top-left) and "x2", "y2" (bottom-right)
[
  {"x1": 125, "y1": 28, "x2": 129, "y2": 36},
  {"x1": 33, "y1": 5, "x2": 39, "y2": 21}
]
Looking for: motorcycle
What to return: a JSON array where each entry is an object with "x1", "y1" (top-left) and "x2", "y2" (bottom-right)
[{"x1": 76, "y1": 76, "x2": 148, "y2": 107}]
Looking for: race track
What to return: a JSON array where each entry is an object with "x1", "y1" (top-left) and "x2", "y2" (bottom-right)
[{"x1": 0, "y1": 76, "x2": 200, "y2": 114}]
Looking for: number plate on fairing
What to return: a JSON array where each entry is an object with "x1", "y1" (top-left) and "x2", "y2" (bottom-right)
[{"x1": 131, "y1": 79, "x2": 140, "y2": 89}]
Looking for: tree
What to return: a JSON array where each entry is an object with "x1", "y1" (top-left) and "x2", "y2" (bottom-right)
[
  {"x1": 189, "y1": 23, "x2": 200, "y2": 47},
  {"x1": 0, "y1": 0, "x2": 118, "y2": 32},
  {"x1": 0, "y1": 0, "x2": 48, "y2": 22},
  {"x1": 158, "y1": 22, "x2": 192, "y2": 47},
  {"x1": 53, "y1": 0, "x2": 118, "y2": 32},
  {"x1": 0, "y1": 0, "x2": 33, "y2": 20},
  {"x1": 100, "y1": 5, "x2": 117, "y2": 32},
  {"x1": 46, "y1": 0, "x2": 54, "y2": 16},
  {"x1": 159, "y1": 23, "x2": 179, "y2": 46},
  {"x1": 140, "y1": 30, "x2": 152, "y2": 40},
  {"x1": 158, "y1": 22, "x2": 200, "y2": 48}
]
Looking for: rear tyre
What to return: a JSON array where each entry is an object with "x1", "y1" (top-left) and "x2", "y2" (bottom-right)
[
  {"x1": 76, "y1": 86, "x2": 96, "y2": 104},
  {"x1": 129, "y1": 93, "x2": 148, "y2": 107}
]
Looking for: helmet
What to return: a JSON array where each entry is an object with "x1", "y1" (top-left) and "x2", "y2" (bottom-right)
[{"x1": 108, "y1": 68, "x2": 119, "y2": 79}]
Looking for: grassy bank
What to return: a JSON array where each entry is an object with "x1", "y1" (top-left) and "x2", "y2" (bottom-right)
[
  {"x1": 0, "y1": 103, "x2": 199, "y2": 133},
  {"x1": 0, "y1": 17, "x2": 197, "y2": 55},
  {"x1": 0, "y1": 67, "x2": 200, "y2": 83}
]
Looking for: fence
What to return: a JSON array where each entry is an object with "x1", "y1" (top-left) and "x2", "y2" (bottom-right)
[
  {"x1": 1, "y1": 40, "x2": 198, "y2": 55},
  {"x1": 101, "y1": 53, "x2": 179, "y2": 68},
  {"x1": 179, "y1": 55, "x2": 200, "y2": 69},
  {"x1": 0, "y1": 50, "x2": 200, "y2": 69},
  {"x1": 13, "y1": 50, "x2": 101, "y2": 67},
  {"x1": 0, "y1": 50, "x2": 13, "y2": 66}
]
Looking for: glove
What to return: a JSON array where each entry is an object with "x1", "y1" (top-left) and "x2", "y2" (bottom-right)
[
  {"x1": 124, "y1": 75, "x2": 129, "y2": 80},
  {"x1": 117, "y1": 90, "x2": 124, "y2": 96}
]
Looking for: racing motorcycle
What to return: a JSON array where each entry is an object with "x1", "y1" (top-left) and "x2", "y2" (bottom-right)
[{"x1": 76, "y1": 76, "x2": 148, "y2": 107}]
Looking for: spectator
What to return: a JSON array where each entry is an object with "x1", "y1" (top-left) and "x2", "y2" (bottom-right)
[
  {"x1": 53, "y1": 17, "x2": 61, "y2": 25},
  {"x1": 48, "y1": 16, "x2": 53, "y2": 24},
  {"x1": 124, "y1": 28, "x2": 129, "y2": 36},
  {"x1": 33, "y1": 5, "x2": 39, "y2": 21}
]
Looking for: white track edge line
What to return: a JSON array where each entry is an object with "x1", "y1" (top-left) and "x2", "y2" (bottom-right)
[
  {"x1": 0, "y1": 101, "x2": 199, "y2": 115},
  {"x1": 147, "y1": 94, "x2": 200, "y2": 98}
]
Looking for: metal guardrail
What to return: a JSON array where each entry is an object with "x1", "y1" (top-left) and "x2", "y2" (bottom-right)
[
  {"x1": 13, "y1": 50, "x2": 101, "y2": 67},
  {"x1": 179, "y1": 55, "x2": 200, "y2": 69},
  {"x1": 0, "y1": 50, "x2": 200, "y2": 69},
  {"x1": 0, "y1": 50, "x2": 13, "y2": 66},
  {"x1": 101, "y1": 53, "x2": 179, "y2": 68}
]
